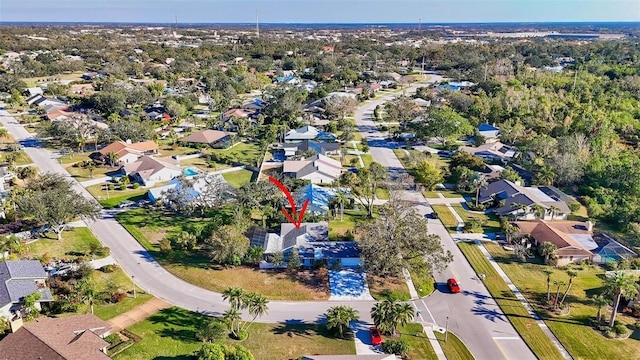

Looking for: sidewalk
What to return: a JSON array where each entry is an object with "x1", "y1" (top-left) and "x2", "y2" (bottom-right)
[
  {"x1": 474, "y1": 240, "x2": 573, "y2": 360},
  {"x1": 107, "y1": 298, "x2": 171, "y2": 332}
]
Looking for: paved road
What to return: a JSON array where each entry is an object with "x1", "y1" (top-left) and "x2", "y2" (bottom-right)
[
  {"x1": 0, "y1": 108, "x2": 377, "y2": 324},
  {"x1": 354, "y1": 79, "x2": 536, "y2": 360}
]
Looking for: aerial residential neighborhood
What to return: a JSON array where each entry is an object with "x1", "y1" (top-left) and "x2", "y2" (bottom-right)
[{"x1": 0, "y1": 2, "x2": 639, "y2": 359}]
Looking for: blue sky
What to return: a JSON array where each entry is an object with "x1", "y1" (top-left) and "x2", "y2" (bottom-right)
[{"x1": 1, "y1": 0, "x2": 639, "y2": 23}]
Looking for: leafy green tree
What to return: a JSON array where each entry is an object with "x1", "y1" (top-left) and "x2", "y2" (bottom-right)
[
  {"x1": 416, "y1": 106, "x2": 473, "y2": 145},
  {"x1": 338, "y1": 162, "x2": 386, "y2": 218},
  {"x1": 287, "y1": 248, "x2": 300, "y2": 270},
  {"x1": 326, "y1": 305, "x2": 359, "y2": 339},
  {"x1": 16, "y1": 173, "x2": 101, "y2": 240},
  {"x1": 604, "y1": 272, "x2": 639, "y2": 326},
  {"x1": 413, "y1": 160, "x2": 443, "y2": 191},
  {"x1": 207, "y1": 225, "x2": 249, "y2": 266},
  {"x1": 196, "y1": 318, "x2": 226, "y2": 343},
  {"x1": 359, "y1": 198, "x2": 451, "y2": 277},
  {"x1": 196, "y1": 342, "x2": 254, "y2": 360}
]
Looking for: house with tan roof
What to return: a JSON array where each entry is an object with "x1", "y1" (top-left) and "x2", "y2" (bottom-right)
[
  {"x1": 181, "y1": 129, "x2": 235, "y2": 149},
  {"x1": 97, "y1": 140, "x2": 159, "y2": 165},
  {"x1": 121, "y1": 155, "x2": 182, "y2": 187},
  {"x1": 283, "y1": 154, "x2": 342, "y2": 184},
  {"x1": 0, "y1": 314, "x2": 112, "y2": 360},
  {"x1": 512, "y1": 220, "x2": 596, "y2": 265}
]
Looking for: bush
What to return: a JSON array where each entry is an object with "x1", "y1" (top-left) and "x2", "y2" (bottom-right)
[
  {"x1": 111, "y1": 292, "x2": 127, "y2": 303},
  {"x1": 568, "y1": 201, "x2": 581, "y2": 212},
  {"x1": 614, "y1": 324, "x2": 628, "y2": 336},
  {"x1": 99, "y1": 264, "x2": 118, "y2": 273},
  {"x1": 132, "y1": 183, "x2": 140, "y2": 189},
  {"x1": 105, "y1": 333, "x2": 121, "y2": 346},
  {"x1": 382, "y1": 339, "x2": 409, "y2": 355},
  {"x1": 119, "y1": 183, "x2": 127, "y2": 190},
  {"x1": 159, "y1": 238, "x2": 172, "y2": 254},
  {"x1": 108, "y1": 184, "x2": 115, "y2": 191}
]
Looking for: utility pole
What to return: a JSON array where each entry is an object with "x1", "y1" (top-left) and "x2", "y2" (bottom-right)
[
  {"x1": 445, "y1": 316, "x2": 449, "y2": 342},
  {"x1": 418, "y1": 18, "x2": 421, "y2": 31},
  {"x1": 256, "y1": 10, "x2": 259, "y2": 38}
]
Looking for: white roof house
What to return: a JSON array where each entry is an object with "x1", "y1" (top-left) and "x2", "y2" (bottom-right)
[
  {"x1": 283, "y1": 154, "x2": 342, "y2": 184},
  {"x1": 284, "y1": 126, "x2": 336, "y2": 143}
]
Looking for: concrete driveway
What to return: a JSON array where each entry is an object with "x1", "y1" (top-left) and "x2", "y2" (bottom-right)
[{"x1": 329, "y1": 269, "x2": 374, "y2": 301}]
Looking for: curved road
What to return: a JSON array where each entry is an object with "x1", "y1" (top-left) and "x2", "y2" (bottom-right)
[{"x1": 1, "y1": 77, "x2": 534, "y2": 359}]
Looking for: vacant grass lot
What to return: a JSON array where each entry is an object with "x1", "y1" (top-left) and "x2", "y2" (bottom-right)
[
  {"x1": 25, "y1": 227, "x2": 101, "y2": 260},
  {"x1": 484, "y1": 242, "x2": 640, "y2": 360},
  {"x1": 22, "y1": 71, "x2": 84, "y2": 87},
  {"x1": 368, "y1": 274, "x2": 410, "y2": 301},
  {"x1": 116, "y1": 208, "x2": 330, "y2": 300},
  {"x1": 0, "y1": 150, "x2": 33, "y2": 166},
  {"x1": 452, "y1": 204, "x2": 502, "y2": 233},
  {"x1": 210, "y1": 142, "x2": 263, "y2": 166},
  {"x1": 328, "y1": 209, "x2": 371, "y2": 240},
  {"x1": 457, "y1": 242, "x2": 564, "y2": 360},
  {"x1": 115, "y1": 307, "x2": 355, "y2": 360},
  {"x1": 221, "y1": 168, "x2": 253, "y2": 188}
]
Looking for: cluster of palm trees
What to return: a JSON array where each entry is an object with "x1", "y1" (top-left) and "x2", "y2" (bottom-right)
[
  {"x1": 221, "y1": 287, "x2": 269, "y2": 340},
  {"x1": 543, "y1": 268, "x2": 577, "y2": 312},
  {"x1": 325, "y1": 299, "x2": 415, "y2": 340}
]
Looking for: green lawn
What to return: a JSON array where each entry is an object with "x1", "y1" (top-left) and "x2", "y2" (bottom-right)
[
  {"x1": 21, "y1": 71, "x2": 85, "y2": 87},
  {"x1": 0, "y1": 150, "x2": 33, "y2": 166},
  {"x1": 398, "y1": 323, "x2": 474, "y2": 360},
  {"x1": 221, "y1": 169, "x2": 253, "y2": 188},
  {"x1": 451, "y1": 204, "x2": 502, "y2": 233},
  {"x1": 457, "y1": 242, "x2": 564, "y2": 360},
  {"x1": 115, "y1": 208, "x2": 331, "y2": 301},
  {"x1": 375, "y1": 187, "x2": 390, "y2": 200},
  {"x1": 368, "y1": 274, "x2": 411, "y2": 301},
  {"x1": 431, "y1": 205, "x2": 460, "y2": 231},
  {"x1": 328, "y1": 209, "x2": 370, "y2": 240},
  {"x1": 65, "y1": 164, "x2": 114, "y2": 182},
  {"x1": 85, "y1": 183, "x2": 150, "y2": 208},
  {"x1": 25, "y1": 227, "x2": 102, "y2": 260},
  {"x1": 434, "y1": 330, "x2": 475, "y2": 360},
  {"x1": 179, "y1": 155, "x2": 230, "y2": 172},
  {"x1": 410, "y1": 269, "x2": 435, "y2": 297},
  {"x1": 210, "y1": 142, "x2": 263, "y2": 167},
  {"x1": 422, "y1": 190, "x2": 466, "y2": 199},
  {"x1": 115, "y1": 307, "x2": 355, "y2": 360},
  {"x1": 484, "y1": 242, "x2": 640, "y2": 360},
  {"x1": 361, "y1": 154, "x2": 374, "y2": 167},
  {"x1": 90, "y1": 268, "x2": 154, "y2": 321}
]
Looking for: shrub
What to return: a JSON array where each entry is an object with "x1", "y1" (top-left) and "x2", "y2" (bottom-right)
[
  {"x1": 382, "y1": 339, "x2": 409, "y2": 355},
  {"x1": 132, "y1": 183, "x2": 140, "y2": 189},
  {"x1": 568, "y1": 201, "x2": 581, "y2": 212},
  {"x1": 111, "y1": 292, "x2": 127, "y2": 303},
  {"x1": 99, "y1": 264, "x2": 118, "y2": 273},
  {"x1": 96, "y1": 246, "x2": 110, "y2": 257},
  {"x1": 105, "y1": 333, "x2": 121, "y2": 346},
  {"x1": 159, "y1": 238, "x2": 172, "y2": 254},
  {"x1": 108, "y1": 184, "x2": 115, "y2": 191},
  {"x1": 119, "y1": 183, "x2": 127, "y2": 190},
  {"x1": 614, "y1": 324, "x2": 628, "y2": 336}
]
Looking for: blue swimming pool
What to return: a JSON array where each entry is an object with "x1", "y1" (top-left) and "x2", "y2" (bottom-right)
[{"x1": 184, "y1": 168, "x2": 198, "y2": 176}]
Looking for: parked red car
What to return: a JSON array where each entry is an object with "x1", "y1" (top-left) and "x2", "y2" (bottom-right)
[
  {"x1": 369, "y1": 327, "x2": 383, "y2": 345},
  {"x1": 447, "y1": 278, "x2": 461, "y2": 293}
]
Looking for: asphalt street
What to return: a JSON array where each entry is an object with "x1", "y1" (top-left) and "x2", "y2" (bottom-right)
[{"x1": 354, "y1": 80, "x2": 536, "y2": 360}]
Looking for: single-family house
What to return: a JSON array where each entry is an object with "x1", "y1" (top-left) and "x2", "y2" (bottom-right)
[
  {"x1": 284, "y1": 126, "x2": 337, "y2": 143},
  {"x1": 26, "y1": 94, "x2": 67, "y2": 110},
  {"x1": 24, "y1": 87, "x2": 43, "y2": 97},
  {"x1": 459, "y1": 141, "x2": 516, "y2": 163},
  {"x1": 68, "y1": 84, "x2": 95, "y2": 97},
  {"x1": 147, "y1": 172, "x2": 235, "y2": 204},
  {"x1": 181, "y1": 129, "x2": 235, "y2": 149},
  {"x1": 477, "y1": 124, "x2": 500, "y2": 142},
  {"x1": 283, "y1": 154, "x2": 342, "y2": 184},
  {"x1": 0, "y1": 314, "x2": 112, "y2": 360},
  {"x1": 293, "y1": 183, "x2": 343, "y2": 215},
  {"x1": 0, "y1": 260, "x2": 54, "y2": 321},
  {"x1": 512, "y1": 220, "x2": 595, "y2": 266},
  {"x1": 263, "y1": 222, "x2": 361, "y2": 267},
  {"x1": 282, "y1": 139, "x2": 340, "y2": 159},
  {"x1": 479, "y1": 179, "x2": 571, "y2": 220},
  {"x1": 413, "y1": 98, "x2": 432, "y2": 108},
  {"x1": 121, "y1": 156, "x2": 182, "y2": 186},
  {"x1": 97, "y1": 140, "x2": 159, "y2": 165},
  {"x1": 241, "y1": 98, "x2": 268, "y2": 111}
]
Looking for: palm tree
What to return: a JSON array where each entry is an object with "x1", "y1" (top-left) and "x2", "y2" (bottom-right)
[
  {"x1": 391, "y1": 302, "x2": 415, "y2": 335},
  {"x1": 86, "y1": 162, "x2": 96, "y2": 179},
  {"x1": 326, "y1": 305, "x2": 359, "y2": 339},
  {"x1": 604, "y1": 272, "x2": 639, "y2": 326},
  {"x1": 537, "y1": 166, "x2": 555, "y2": 186},
  {"x1": 334, "y1": 190, "x2": 349, "y2": 222},
  {"x1": 222, "y1": 287, "x2": 245, "y2": 311},
  {"x1": 106, "y1": 151, "x2": 119, "y2": 167},
  {"x1": 553, "y1": 280, "x2": 566, "y2": 309},
  {"x1": 503, "y1": 222, "x2": 519, "y2": 244},
  {"x1": 471, "y1": 172, "x2": 488, "y2": 207},
  {"x1": 510, "y1": 202, "x2": 528, "y2": 220},
  {"x1": 371, "y1": 300, "x2": 395, "y2": 335},
  {"x1": 559, "y1": 269, "x2": 578, "y2": 308},
  {"x1": 549, "y1": 205, "x2": 561, "y2": 220},
  {"x1": 240, "y1": 293, "x2": 269, "y2": 332},
  {"x1": 223, "y1": 308, "x2": 242, "y2": 338},
  {"x1": 591, "y1": 293, "x2": 610, "y2": 322},
  {"x1": 532, "y1": 204, "x2": 546, "y2": 219},
  {"x1": 539, "y1": 242, "x2": 557, "y2": 265},
  {"x1": 543, "y1": 268, "x2": 554, "y2": 303}
]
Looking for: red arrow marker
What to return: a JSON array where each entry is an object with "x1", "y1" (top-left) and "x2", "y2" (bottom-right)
[{"x1": 269, "y1": 176, "x2": 309, "y2": 229}]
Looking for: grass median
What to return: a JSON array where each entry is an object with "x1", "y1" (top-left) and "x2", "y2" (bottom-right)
[{"x1": 457, "y1": 241, "x2": 564, "y2": 360}]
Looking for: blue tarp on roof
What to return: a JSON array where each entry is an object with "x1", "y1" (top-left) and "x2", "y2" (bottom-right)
[{"x1": 294, "y1": 184, "x2": 345, "y2": 214}]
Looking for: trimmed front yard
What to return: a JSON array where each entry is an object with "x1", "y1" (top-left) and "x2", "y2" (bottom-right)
[
  {"x1": 368, "y1": 274, "x2": 411, "y2": 301},
  {"x1": 431, "y1": 205, "x2": 460, "y2": 231},
  {"x1": 85, "y1": 183, "x2": 150, "y2": 208},
  {"x1": 210, "y1": 141, "x2": 263, "y2": 167},
  {"x1": 115, "y1": 208, "x2": 330, "y2": 300},
  {"x1": 25, "y1": 227, "x2": 102, "y2": 260},
  {"x1": 221, "y1": 168, "x2": 253, "y2": 188},
  {"x1": 451, "y1": 204, "x2": 502, "y2": 233},
  {"x1": 484, "y1": 242, "x2": 640, "y2": 360},
  {"x1": 457, "y1": 242, "x2": 564, "y2": 360},
  {"x1": 115, "y1": 307, "x2": 355, "y2": 360}
]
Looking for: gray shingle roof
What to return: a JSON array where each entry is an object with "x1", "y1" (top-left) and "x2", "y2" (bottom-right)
[{"x1": 0, "y1": 260, "x2": 52, "y2": 308}]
